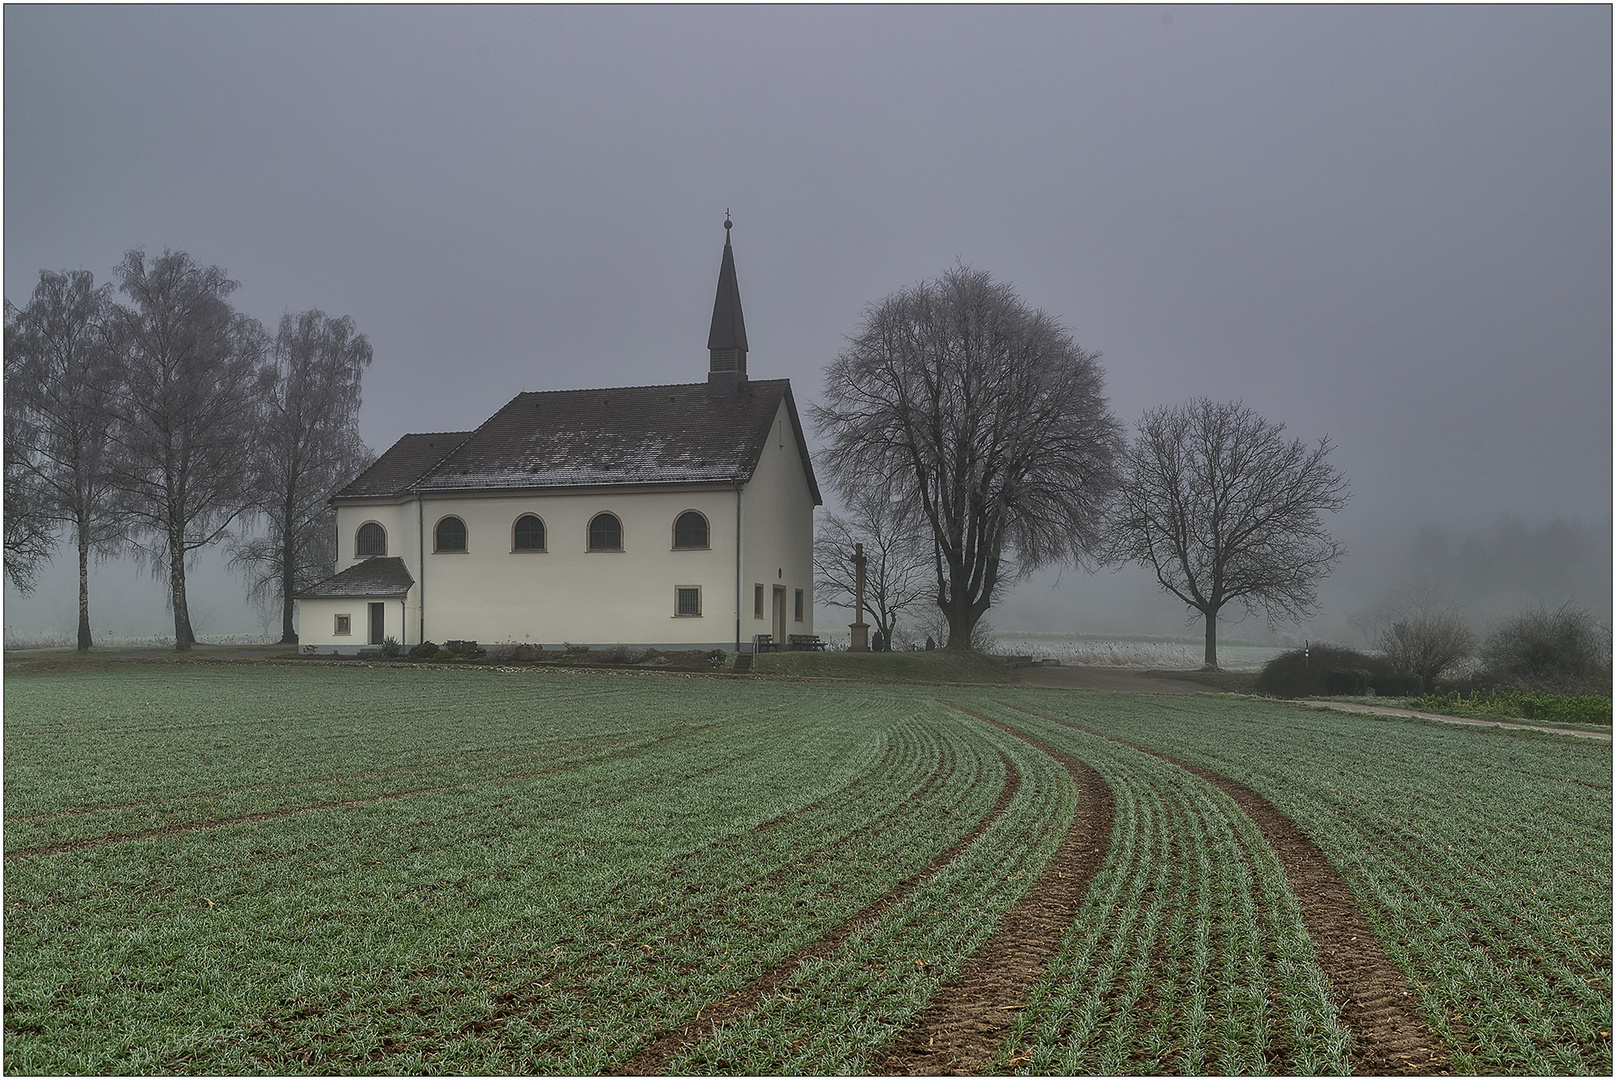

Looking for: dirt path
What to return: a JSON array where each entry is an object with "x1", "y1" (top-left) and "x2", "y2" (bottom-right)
[
  {"x1": 1301, "y1": 699, "x2": 1611, "y2": 740},
  {"x1": 875, "y1": 705, "x2": 1114, "y2": 1076},
  {"x1": 1014, "y1": 665, "x2": 1611, "y2": 741}
]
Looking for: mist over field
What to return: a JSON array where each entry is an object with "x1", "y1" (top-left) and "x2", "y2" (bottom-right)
[{"x1": 5, "y1": 6, "x2": 1609, "y2": 653}]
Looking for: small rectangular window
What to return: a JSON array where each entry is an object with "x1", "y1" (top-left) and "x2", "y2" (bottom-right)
[
  {"x1": 754, "y1": 584, "x2": 764, "y2": 618},
  {"x1": 676, "y1": 587, "x2": 701, "y2": 617},
  {"x1": 794, "y1": 589, "x2": 804, "y2": 621},
  {"x1": 334, "y1": 614, "x2": 352, "y2": 635}
]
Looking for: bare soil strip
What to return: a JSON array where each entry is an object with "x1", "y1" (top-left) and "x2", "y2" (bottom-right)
[
  {"x1": 609, "y1": 749, "x2": 1023, "y2": 1076},
  {"x1": 1005, "y1": 703, "x2": 1450, "y2": 1075},
  {"x1": 5, "y1": 726, "x2": 712, "y2": 863},
  {"x1": 875, "y1": 704, "x2": 1114, "y2": 1076}
]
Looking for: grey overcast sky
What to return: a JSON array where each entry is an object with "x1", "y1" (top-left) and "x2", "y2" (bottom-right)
[{"x1": 4, "y1": 4, "x2": 1611, "y2": 644}]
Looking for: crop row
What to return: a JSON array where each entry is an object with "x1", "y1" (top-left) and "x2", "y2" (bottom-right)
[
  {"x1": 927, "y1": 701, "x2": 1348, "y2": 1075},
  {"x1": 4, "y1": 672, "x2": 1075, "y2": 1074},
  {"x1": 977, "y1": 687, "x2": 1614, "y2": 1075}
]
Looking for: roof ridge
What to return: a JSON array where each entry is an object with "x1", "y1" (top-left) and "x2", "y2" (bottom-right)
[{"x1": 512, "y1": 378, "x2": 789, "y2": 397}]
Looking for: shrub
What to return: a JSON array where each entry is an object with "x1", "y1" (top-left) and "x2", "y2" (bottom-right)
[
  {"x1": 445, "y1": 639, "x2": 479, "y2": 655},
  {"x1": 408, "y1": 641, "x2": 439, "y2": 659},
  {"x1": 1255, "y1": 642, "x2": 1422, "y2": 698},
  {"x1": 1380, "y1": 613, "x2": 1476, "y2": 692},
  {"x1": 1481, "y1": 606, "x2": 1612, "y2": 692},
  {"x1": 434, "y1": 648, "x2": 453, "y2": 660},
  {"x1": 379, "y1": 636, "x2": 403, "y2": 659}
]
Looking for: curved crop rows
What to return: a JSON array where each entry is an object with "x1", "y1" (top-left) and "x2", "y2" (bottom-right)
[
  {"x1": 5, "y1": 666, "x2": 1608, "y2": 1075},
  {"x1": 980, "y1": 687, "x2": 1612, "y2": 1075},
  {"x1": 946, "y1": 701, "x2": 1352, "y2": 1075}
]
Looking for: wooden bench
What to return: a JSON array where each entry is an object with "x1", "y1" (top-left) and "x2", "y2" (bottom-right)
[
  {"x1": 752, "y1": 634, "x2": 777, "y2": 653},
  {"x1": 787, "y1": 634, "x2": 827, "y2": 651}
]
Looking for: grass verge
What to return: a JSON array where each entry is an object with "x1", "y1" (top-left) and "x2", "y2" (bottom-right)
[{"x1": 749, "y1": 650, "x2": 1014, "y2": 684}]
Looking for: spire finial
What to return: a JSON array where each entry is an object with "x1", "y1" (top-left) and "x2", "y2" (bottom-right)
[{"x1": 724, "y1": 209, "x2": 732, "y2": 243}]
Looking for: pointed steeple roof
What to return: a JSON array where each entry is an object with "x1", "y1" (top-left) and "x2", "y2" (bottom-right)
[{"x1": 707, "y1": 215, "x2": 748, "y2": 353}]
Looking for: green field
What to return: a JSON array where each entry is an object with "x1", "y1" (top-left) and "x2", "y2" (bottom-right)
[{"x1": 4, "y1": 663, "x2": 1610, "y2": 1074}]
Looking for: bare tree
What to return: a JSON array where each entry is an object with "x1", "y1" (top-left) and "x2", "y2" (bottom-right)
[
  {"x1": 1380, "y1": 612, "x2": 1476, "y2": 691},
  {"x1": 106, "y1": 250, "x2": 264, "y2": 651},
  {"x1": 3, "y1": 304, "x2": 56, "y2": 595},
  {"x1": 813, "y1": 479, "x2": 929, "y2": 651},
  {"x1": 813, "y1": 266, "x2": 1123, "y2": 649},
  {"x1": 5, "y1": 271, "x2": 124, "y2": 649},
  {"x1": 1110, "y1": 398, "x2": 1348, "y2": 668},
  {"x1": 1481, "y1": 604, "x2": 1612, "y2": 691},
  {"x1": 230, "y1": 310, "x2": 374, "y2": 643}
]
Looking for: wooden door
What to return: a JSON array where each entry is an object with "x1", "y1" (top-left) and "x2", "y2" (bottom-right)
[{"x1": 368, "y1": 602, "x2": 386, "y2": 646}]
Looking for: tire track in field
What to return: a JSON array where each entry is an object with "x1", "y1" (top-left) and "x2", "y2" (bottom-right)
[
  {"x1": 874, "y1": 703, "x2": 1114, "y2": 1076},
  {"x1": 609, "y1": 747, "x2": 1022, "y2": 1076},
  {"x1": 1001, "y1": 703, "x2": 1448, "y2": 1076},
  {"x1": 4, "y1": 725, "x2": 715, "y2": 863}
]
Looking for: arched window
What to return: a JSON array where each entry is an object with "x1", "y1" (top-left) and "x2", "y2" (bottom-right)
[
  {"x1": 588, "y1": 512, "x2": 622, "y2": 552},
  {"x1": 513, "y1": 514, "x2": 546, "y2": 551},
  {"x1": 673, "y1": 510, "x2": 709, "y2": 549},
  {"x1": 355, "y1": 521, "x2": 387, "y2": 557},
  {"x1": 434, "y1": 516, "x2": 467, "y2": 553}
]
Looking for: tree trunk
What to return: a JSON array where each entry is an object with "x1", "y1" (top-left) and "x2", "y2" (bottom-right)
[
  {"x1": 76, "y1": 525, "x2": 92, "y2": 652},
  {"x1": 1203, "y1": 607, "x2": 1219, "y2": 668},
  {"x1": 279, "y1": 506, "x2": 297, "y2": 644},
  {"x1": 170, "y1": 537, "x2": 195, "y2": 651}
]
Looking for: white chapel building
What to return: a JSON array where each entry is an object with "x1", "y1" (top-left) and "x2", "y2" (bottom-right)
[{"x1": 296, "y1": 221, "x2": 821, "y2": 654}]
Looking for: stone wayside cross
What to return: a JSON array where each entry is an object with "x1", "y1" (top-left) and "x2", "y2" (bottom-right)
[{"x1": 849, "y1": 541, "x2": 870, "y2": 652}]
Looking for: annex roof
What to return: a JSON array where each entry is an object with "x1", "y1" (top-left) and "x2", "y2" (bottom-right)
[
  {"x1": 337, "y1": 432, "x2": 473, "y2": 499},
  {"x1": 344, "y1": 378, "x2": 820, "y2": 504},
  {"x1": 296, "y1": 556, "x2": 416, "y2": 600}
]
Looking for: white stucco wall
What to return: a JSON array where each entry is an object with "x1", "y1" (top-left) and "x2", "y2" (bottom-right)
[
  {"x1": 296, "y1": 595, "x2": 410, "y2": 653},
  {"x1": 740, "y1": 399, "x2": 816, "y2": 648}
]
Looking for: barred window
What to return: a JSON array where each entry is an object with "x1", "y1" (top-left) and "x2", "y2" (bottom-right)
[
  {"x1": 676, "y1": 587, "x2": 701, "y2": 617},
  {"x1": 795, "y1": 589, "x2": 804, "y2": 621},
  {"x1": 754, "y1": 583, "x2": 764, "y2": 618},
  {"x1": 356, "y1": 522, "x2": 386, "y2": 557}
]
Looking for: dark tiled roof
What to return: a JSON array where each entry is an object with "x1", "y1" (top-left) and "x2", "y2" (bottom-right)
[
  {"x1": 297, "y1": 556, "x2": 415, "y2": 599},
  {"x1": 336, "y1": 432, "x2": 472, "y2": 498},
  {"x1": 412, "y1": 379, "x2": 820, "y2": 503}
]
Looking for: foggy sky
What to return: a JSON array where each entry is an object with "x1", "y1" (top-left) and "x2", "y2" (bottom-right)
[{"x1": 4, "y1": 5, "x2": 1611, "y2": 645}]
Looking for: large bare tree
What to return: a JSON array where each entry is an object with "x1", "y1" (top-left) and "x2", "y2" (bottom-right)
[
  {"x1": 813, "y1": 479, "x2": 929, "y2": 651},
  {"x1": 3, "y1": 305, "x2": 56, "y2": 595},
  {"x1": 814, "y1": 266, "x2": 1123, "y2": 649},
  {"x1": 230, "y1": 310, "x2": 374, "y2": 643},
  {"x1": 1111, "y1": 398, "x2": 1349, "y2": 667},
  {"x1": 107, "y1": 250, "x2": 264, "y2": 651},
  {"x1": 4, "y1": 270, "x2": 125, "y2": 649}
]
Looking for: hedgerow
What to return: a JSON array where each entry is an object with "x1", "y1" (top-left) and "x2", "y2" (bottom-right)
[{"x1": 1409, "y1": 687, "x2": 1612, "y2": 726}]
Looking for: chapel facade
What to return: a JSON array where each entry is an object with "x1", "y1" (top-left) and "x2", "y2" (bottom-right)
[{"x1": 295, "y1": 220, "x2": 820, "y2": 654}]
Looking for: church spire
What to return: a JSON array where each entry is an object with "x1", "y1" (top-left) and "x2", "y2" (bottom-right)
[{"x1": 707, "y1": 212, "x2": 748, "y2": 395}]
